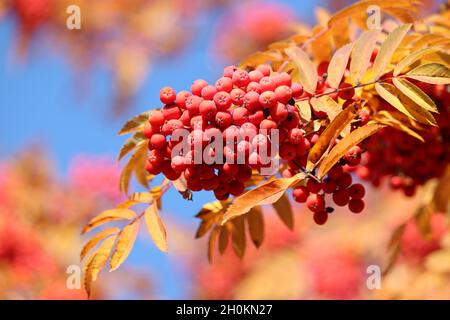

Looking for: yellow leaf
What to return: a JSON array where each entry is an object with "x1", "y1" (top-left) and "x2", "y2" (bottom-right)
[
  {"x1": 306, "y1": 102, "x2": 359, "y2": 170},
  {"x1": 118, "y1": 133, "x2": 146, "y2": 161},
  {"x1": 272, "y1": 193, "x2": 294, "y2": 230},
  {"x1": 231, "y1": 217, "x2": 246, "y2": 259},
  {"x1": 118, "y1": 111, "x2": 150, "y2": 135},
  {"x1": 310, "y1": 95, "x2": 342, "y2": 121},
  {"x1": 295, "y1": 100, "x2": 312, "y2": 121},
  {"x1": 120, "y1": 142, "x2": 148, "y2": 194},
  {"x1": 392, "y1": 78, "x2": 438, "y2": 113},
  {"x1": 247, "y1": 206, "x2": 264, "y2": 248},
  {"x1": 317, "y1": 123, "x2": 386, "y2": 178},
  {"x1": 373, "y1": 112, "x2": 424, "y2": 142},
  {"x1": 394, "y1": 45, "x2": 445, "y2": 76},
  {"x1": 349, "y1": 30, "x2": 380, "y2": 84},
  {"x1": 218, "y1": 226, "x2": 229, "y2": 254},
  {"x1": 109, "y1": 221, "x2": 139, "y2": 271},
  {"x1": 117, "y1": 192, "x2": 154, "y2": 209},
  {"x1": 375, "y1": 83, "x2": 437, "y2": 126},
  {"x1": 144, "y1": 203, "x2": 168, "y2": 252},
  {"x1": 327, "y1": 0, "x2": 420, "y2": 28},
  {"x1": 80, "y1": 227, "x2": 120, "y2": 261},
  {"x1": 207, "y1": 227, "x2": 220, "y2": 263},
  {"x1": 327, "y1": 43, "x2": 353, "y2": 88},
  {"x1": 372, "y1": 24, "x2": 412, "y2": 80},
  {"x1": 172, "y1": 174, "x2": 193, "y2": 201},
  {"x1": 82, "y1": 209, "x2": 136, "y2": 234},
  {"x1": 285, "y1": 47, "x2": 318, "y2": 94},
  {"x1": 221, "y1": 174, "x2": 305, "y2": 225},
  {"x1": 405, "y1": 63, "x2": 450, "y2": 84},
  {"x1": 84, "y1": 235, "x2": 117, "y2": 297}
]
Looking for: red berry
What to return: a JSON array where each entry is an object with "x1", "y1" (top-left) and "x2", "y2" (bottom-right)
[
  {"x1": 199, "y1": 100, "x2": 217, "y2": 120},
  {"x1": 215, "y1": 77, "x2": 233, "y2": 92},
  {"x1": 288, "y1": 128, "x2": 304, "y2": 144},
  {"x1": 249, "y1": 70, "x2": 264, "y2": 82},
  {"x1": 313, "y1": 210, "x2": 328, "y2": 225},
  {"x1": 162, "y1": 104, "x2": 181, "y2": 121},
  {"x1": 232, "y1": 69, "x2": 251, "y2": 87},
  {"x1": 232, "y1": 107, "x2": 249, "y2": 126},
  {"x1": 243, "y1": 91, "x2": 261, "y2": 112},
  {"x1": 246, "y1": 81, "x2": 261, "y2": 93},
  {"x1": 328, "y1": 165, "x2": 344, "y2": 179},
  {"x1": 249, "y1": 110, "x2": 265, "y2": 126},
  {"x1": 306, "y1": 194, "x2": 325, "y2": 212},
  {"x1": 332, "y1": 189, "x2": 350, "y2": 207},
  {"x1": 348, "y1": 199, "x2": 365, "y2": 214},
  {"x1": 148, "y1": 149, "x2": 165, "y2": 166},
  {"x1": 230, "y1": 88, "x2": 246, "y2": 105},
  {"x1": 256, "y1": 64, "x2": 271, "y2": 76},
  {"x1": 336, "y1": 172, "x2": 352, "y2": 189},
  {"x1": 259, "y1": 91, "x2": 277, "y2": 108},
  {"x1": 348, "y1": 183, "x2": 365, "y2": 199},
  {"x1": 259, "y1": 119, "x2": 277, "y2": 131},
  {"x1": 279, "y1": 143, "x2": 296, "y2": 160},
  {"x1": 149, "y1": 110, "x2": 165, "y2": 127},
  {"x1": 215, "y1": 111, "x2": 233, "y2": 128},
  {"x1": 293, "y1": 186, "x2": 309, "y2": 203},
  {"x1": 191, "y1": 79, "x2": 208, "y2": 96},
  {"x1": 306, "y1": 179, "x2": 322, "y2": 193},
  {"x1": 239, "y1": 122, "x2": 258, "y2": 141},
  {"x1": 145, "y1": 160, "x2": 162, "y2": 175},
  {"x1": 185, "y1": 95, "x2": 202, "y2": 115},
  {"x1": 160, "y1": 86, "x2": 176, "y2": 105},
  {"x1": 150, "y1": 134, "x2": 167, "y2": 149},
  {"x1": 223, "y1": 65, "x2": 237, "y2": 78},
  {"x1": 270, "y1": 102, "x2": 289, "y2": 122},
  {"x1": 338, "y1": 83, "x2": 355, "y2": 100},
  {"x1": 344, "y1": 146, "x2": 362, "y2": 166},
  {"x1": 175, "y1": 90, "x2": 190, "y2": 109},
  {"x1": 223, "y1": 163, "x2": 239, "y2": 175},
  {"x1": 229, "y1": 180, "x2": 245, "y2": 196},
  {"x1": 236, "y1": 165, "x2": 252, "y2": 183},
  {"x1": 213, "y1": 91, "x2": 232, "y2": 111},
  {"x1": 273, "y1": 72, "x2": 291, "y2": 87},
  {"x1": 282, "y1": 111, "x2": 301, "y2": 129},
  {"x1": 144, "y1": 122, "x2": 156, "y2": 139},
  {"x1": 322, "y1": 178, "x2": 337, "y2": 194},
  {"x1": 259, "y1": 77, "x2": 276, "y2": 92},
  {"x1": 201, "y1": 85, "x2": 217, "y2": 100},
  {"x1": 274, "y1": 85, "x2": 292, "y2": 104},
  {"x1": 171, "y1": 155, "x2": 186, "y2": 172},
  {"x1": 291, "y1": 83, "x2": 303, "y2": 98},
  {"x1": 190, "y1": 115, "x2": 206, "y2": 130}
]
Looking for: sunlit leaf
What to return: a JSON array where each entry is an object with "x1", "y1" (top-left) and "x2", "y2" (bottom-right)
[
  {"x1": 118, "y1": 132, "x2": 146, "y2": 161},
  {"x1": 394, "y1": 45, "x2": 445, "y2": 76},
  {"x1": 405, "y1": 63, "x2": 450, "y2": 84},
  {"x1": 349, "y1": 30, "x2": 380, "y2": 84},
  {"x1": 247, "y1": 206, "x2": 264, "y2": 248},
  {"x1": 317, "y1": 123, "x2": 386, "y2": 178},
  {"x1": 327, "y1": 43, "x2": 353, "y2": 88},
  {"x1": 80, "y1": 227, "x2": 120, "y2": 261},
  {"x1": 144, "y1": 203, "x2": 168, "y2": 252},
  {"x1": 109, "y1": 221, "x2": 140, "y2": 271},
  {"x1": 285, "y1": 47, "x2": 318, "y2": 94},
  {"x1": 118, "y1": 111, "x2": 150, "y2": 135},
  {"x1": 392, "y1": 78, "x2": 438, "y2": 113},
  {"x1": 231, "y1": 217, "x2": 246, "y2": 259},
  {"x1": 82, "y1": 209, "x2": 136, "y2": 234},
  {"x1": 272, "y1": 194, "x2": 294, "y2": 230}
]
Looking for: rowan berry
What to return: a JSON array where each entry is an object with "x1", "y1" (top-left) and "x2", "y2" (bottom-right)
[
  {"x1": 279, "y1": 143, "x2": 296, "y2": 160},
  {"x1": 243, "y1": 91, "x2": 261, "y2": 112},
  {"x1": 232, "y1": 107, "x2": 249, "y2": 126},
  {"x1": 338, "y1": 83, "x2": 355, "y2": 100},
  {"x1": 201, "y1": 85, "x2": 218, "y2": 100},
  {"x1": 274, "y1": 85, "x2": 292, "y2": 104},
  {"x1": 337, "y1": 172, "x2": 352, "y2": 189},
  {"x1": 259, "y1": 76, "x2": 277, "y2": 92},
  {"x1": 293, "y1": 186, "x2": 309, "y2": 203},
  {"x1": 160, "y1": 86, "x2": 176, "y2": 105},
  {"x1": 348, "y1": 183, "x2": 365, "y2": 199},
  {"x1": 291, "y1": 83, "x2": 303, "y2": 98},
  {"x1": 273, "y1": 72, "x2": 291, "y2": 87},
  {"x1": 307, "y1": 178, "x2": 322, "y2": 193},
  {"x1": 270, "y1": 102, "x2": 289, "y2": 122},
  {"x1": 306, "y1": 194, "x2": 325, "y2": 212},
  {"x1": 256, "y1": 64, "x2": 271, "y2": 76},
  {"x1": 175, "y1": 90, "x2": 190, "y2": 109},
  {"x1": 223, "y1": 65, "x2": 237, "y2": 78},
  {"x1": 322, "y1": 178, "x2": 337, "y2": 194},
  {"x1": 230, "y1": 88, "x2": 246, "y2": 105},
  {"x1": 249, "y1": 110, "x2": 265, "y2": 126},
  {"x1": 191, "y1": 79, "x2": 208, "y2": 96},
  {"x1": 162, "y1": 104, "x2": 181, "y2": 121},
  {"x1": 249, "y1": 70, "x2": 264, "y2": 82},
  {"x1": 232, "y1": 69, "x2": 251, "y2": 88},
  {"x1": 332, "y1": 189, "x2": 350, "y2": 207},
  {"x1": 199, "y1": 100, "x2": 217, "y2": 120},
  {"x1": 313, "y1": 210, "x2": 328, "y2": 225},
  {"x1": 215, "y1": 111, "x2": 232, "y2": 128},
  {"x1": 259, "y1": 91, "x2": 277, "y2": 108},
  {"x1": 149, "y1": 110, "x2": 165, "y2": 127},
  {"x1": 348, "y1": 199, "x2": 365, "y2": 214},
  {"x1": 229, "y1": 180, "x2": 245, "y2": 196},
  {"x1": 213, "y1": 91, "x2": 232, "y2": 111},
  {"x1": 215, "y1": 77, "x2": 233, "y2": 92},
  {"x1": 150, "y1": 134, "x2": 167, "y2": 149}
]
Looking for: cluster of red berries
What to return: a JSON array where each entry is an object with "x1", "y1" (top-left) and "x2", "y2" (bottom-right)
[
  {"x1": 356, "y1": 83, "x2": 450, "y2": 196},
  {"x1": 144, "y1": 64, "x2": 308, "y2": 200},
  {"x1": 290, "y1": 147, "x2": 366, "y2": 225}
]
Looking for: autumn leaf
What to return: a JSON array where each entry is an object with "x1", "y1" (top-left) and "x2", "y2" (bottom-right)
[
  {"x1": 144, "y1": 203, "x2": 168, "y2": 252},
  {"x1": 172, "y1": 174, "x2": 193, "y2": 201},
  {"x1": 271, "y1": 194, "x2": 294, "y2": 230},
  {"x1": 133, "y1": 148, "x2": 150, "y2": 190},
  {"x1": 195, "y1": 218, "x2": 215, "y2": 239},
  {"x1": 285, "y1": 47, "x2": 318, "y2": 94},
  {"x1": 405, "y1": 63, "x2": 450, "y2": 84},
  {"x1": 247, "y1": 206, "x2": 264, "y2": 248},
  {"x1": 118, "y1": 132, "x2": 146, "y2": 161},
  {"x1": 317, "y1": 123, "x2": 386, "y2": 178},
  {"x1": 394, "y1": 45, "x2": 445, "y2": 76},
  {"x1": 120, "y1": 141, "x2": 148, "y2": 194},
  {"x1": 221, "y1": 173, "x2": 305, "y2": 225},
  {"x1": 109, "y1": 221, "x2": 140, "y2": 271},
  {"x1": 373, "y1": 111, "x2": 424, "y2": 142},
  {"x1": 117, "y1": 192, "x2": 154, "y2": 209},
  {"x1": 349, "y1": 30, "x2": 380, "y2": 84},
  {"x1": 231, "y1": 217, "x2": 246, "y2": 259},
  {"x1": 375, "y1": 83, "x2": 437, "y2": 126},
  {"x1": 82, "y1": 209, "x2": 136, "y2": 234},
  {"x1": 371, "y1": 24, "x2": 412, "y2": 80},
  {"x1": 295, "y1": 100, "x2": 312, "y2": 121},
  {"x1": 207, "y1": 227, "x2": 220, "y2": 263},
  {"x1": 306, "y1": 102, "x2": 359, "y2": 170},
  {"x1": 392, "y1": 78, "x2": 438, "y2": 113},
  {"x1": 310, "y1": 95, "x2": 342, "y2": 121},
  {"x1": 84, "y1": 235, "x2": 117, "y2": 297},
  {"x1": 327, "y1": 43, "x2": 353, "y2": 88},
  {"x1": 80, "y1": 227, "x2": 120, "y2": 261},
  {"x1": 118, "y1": 111, "x2": 150, "y2": 135},
  {"x1": 218, "y1": 226, "x2": 229, "y2": 254}
]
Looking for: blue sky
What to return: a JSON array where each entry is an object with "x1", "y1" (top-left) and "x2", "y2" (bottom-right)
[{"x1": 0, "y1": 0, "x2": 317, "y2": 299}]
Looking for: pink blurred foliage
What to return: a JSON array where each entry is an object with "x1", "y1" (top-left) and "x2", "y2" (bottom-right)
[{"x1": 211, "y1": 1, "x2": 295, "y2": 62}]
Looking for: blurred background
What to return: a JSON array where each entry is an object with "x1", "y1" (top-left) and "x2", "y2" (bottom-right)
[{"x1": 0, "y1": 0, "x2": 449, "y2": 299}]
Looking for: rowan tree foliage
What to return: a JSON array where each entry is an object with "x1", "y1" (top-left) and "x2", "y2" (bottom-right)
[{"x1": 81, "y1": 0, "x2": 450, "y2": 295}]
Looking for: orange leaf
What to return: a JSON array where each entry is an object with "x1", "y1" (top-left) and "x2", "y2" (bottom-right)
[
  {"x1": 231, "y1": 217, "x2": 246, "y2": 259},
  {"x1": 207, "y1": 227, "x2": 220, "y2": 263},
  {"x1": 218, "y1": 226, "x2": 230, "y2": 254},
  {"x1": 118, "y1": 111, "x2": 150, "y2": 135},
  {"x1": 306, "y1": 102, "x2": 359, "y2": 170},
  {"x1": 317, "y1": 123, "x2": 386, "y2": 178},
  {"x1": 272, "y1": 194, "x2": 294, "y2": 230},
  {"x1": 247, "y1": 206, "x2": 264, "y2": 248},
  {"x1": 349, "y1": 30, "x2": 380, "y2": 84},
  {"x1": 327, "y1": 43, "x2": 353, "y2": 88},
  {"x1": 221, "y1": 173, "x2": 305, "y2": 225}
]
